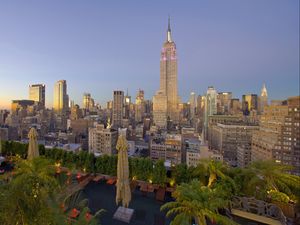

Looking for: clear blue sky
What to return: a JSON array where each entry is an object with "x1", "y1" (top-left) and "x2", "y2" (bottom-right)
[{"x1": 0, "y1": 0, "x2": 299, "y2": 109}]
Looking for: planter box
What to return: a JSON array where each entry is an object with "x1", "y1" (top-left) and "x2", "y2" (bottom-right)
[{"x1": 272, "y1": 201, "x2": 296, "y2": 218}]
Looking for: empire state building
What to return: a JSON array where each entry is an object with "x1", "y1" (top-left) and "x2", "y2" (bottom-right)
[{"x1": 153, "y1": 18, "x2": 181, "y2": 128}]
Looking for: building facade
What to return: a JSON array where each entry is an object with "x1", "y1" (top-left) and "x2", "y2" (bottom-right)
[
  {"x1": 251, "y1": 96, "x2": 300, "y2": 175},
  {"x1": 53, "y1": 80, "x2": 68, "y2": 114},
  {"x1": 150, "y1": 134, "x2": 182, "y2": 165},
  {"x1": 83, "y1": 93, "x2": 95, "y2": 111},
  {"x1": 209, "y1": 122, "x2": 259, "y2": 166},
  {"x1": 217, "y1": 92, "x2": 232, "y2": 115},
  {"x1": 203, "y1": 86, "x2": 218, "y2": 140},
  {"x1": 258, "y1": 83, "x2": 268, "y2": 114},
  {"x1": 153, "y1": 18, "x2": 180, "y2": 127},
  {"x1": 242, "y1": 94, "x2": 258, "y2": 115},
  {"x1": 112, "y1": 90, "x2": 124, "y2": 128},
  {"x1": 29, "y1": 84, "x2": 45, "y2": 108},
  {"x1": 135, "y1": 89, "x2": 145, "y2": 123},
  {"x1": 89, "y1": 124, "x2": 118, "y2": 155}
]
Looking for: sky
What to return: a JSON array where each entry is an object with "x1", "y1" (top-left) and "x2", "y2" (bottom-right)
[{"x1": 0, "y1": 0, "x2": 299, "y2": 109}]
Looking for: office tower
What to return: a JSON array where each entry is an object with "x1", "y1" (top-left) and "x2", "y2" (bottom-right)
[
  {"x1": 53, "y1": 80, "x2": 68, "y2": 114},
  {"x1": 189, "y1": 92, "x2": 197, "y2": 119},
  {"x1": 89, "y1": 124, "x2": 118, "y2": 155},
  {"x1": 150, "y1": 134, "x2": 182, "y2": 165},
  {"x1": 11, "y1": 100, "x2": 35, "y2": 115},
  {"x1": 112, "y1": 90, "x2": 124, "y2": 128},
  {"x1": 203, "y1": 86, "x2": 217, "y2": 140},
  {"x1": 230, "y1": 98, "x2": 241, "y2": 115},
  {"x1": 258, "y1": 83, "x2": 268, "y2": 114},
  {"x1": 83, "y1": 93, "x2": 94, "y2": 110},
  {"x1": 242, "y1": 94, "x2": 258, "y2": 115},
  {"x1": 124, "y1": 90, "x2": 131, "y2": 119},
  {"x1": 106, "y1": 101, "x2": 113, "y2": 110},
  {"x1": 29, "y1": 84, "x2": 45, "y2": 108},
  {"x1": 135, "y1": 89, "x2": 145, "y2": 122},
  {"x1": 217, "y1": 92, "x2": 232, "y2": 115},
  {"x1": 70, "y1": 104, "x2": 83, "y2": 120},
  {"x1": 209, "y1": 121, "x2": 259, "y2": 166},
  {"x1": 153, "y1": 18, "x2": 180, "y2": 127},
  {"x1": 251, "y1": 96, "x2": 300, "y2": 175}
]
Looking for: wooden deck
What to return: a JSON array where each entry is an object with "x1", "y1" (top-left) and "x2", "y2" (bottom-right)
[{"x1": 231, "y1": 209, "x2": 283, "y2": 225}]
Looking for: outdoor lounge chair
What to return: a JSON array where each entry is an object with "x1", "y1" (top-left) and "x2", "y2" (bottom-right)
[{"x1": 155, "y1": 187, "x2": 165, "y2": 202}]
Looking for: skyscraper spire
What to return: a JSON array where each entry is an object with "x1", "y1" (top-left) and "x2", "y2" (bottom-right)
[
  {"x1": 167, "y1": 16, "x2": 172, "y2": 42},
  {"x1": 261, "y1": 83, "x2": 268, "y2": 97}
]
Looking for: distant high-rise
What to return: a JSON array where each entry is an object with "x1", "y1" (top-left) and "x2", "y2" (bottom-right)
[
  {"x1": 53, "y1": 80, "x2": 68, "y2": 114},
  {"x1": 251, "y1": 96, "x2": 300, "y2": 175},
  {"x1": 124, "y1": 90, "x2": 131, "y2": 119},
  {"x1": 217, "y1": 92, "x2": 232, "y2": 115},
  {"x1": 242, "y1": 94, "x2": 258, "y2": 115},
  {"x1": 83, "y1": 93, "x2": 94, "y2": 110},
  {"x1": 153, "y1": 17, "x2": 180, "y2": 127},
  {"x1": 204, "y1": 86, "x2": 217, "y2": 140},
  {"x1": 189, "y1": 92, "x2": 197, "y2": 119},
  {"x1": 29, "y1": 84, "x2": 45, "y2": 107},
  {"x1": 258, "y1": 83, "x2": 268, "y2": 113},
  {"x1": 112, "y1": 90, "x2": 124, "y2": 128},
  {"x1": 135, "y1": 89, "x2": 145, "y2": 122}
]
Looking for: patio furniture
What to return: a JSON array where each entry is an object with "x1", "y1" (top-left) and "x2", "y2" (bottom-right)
[
  {"x1": 93, "y1": 175, "x2": 104, "y2": 182},
  {"x1": 148, "y1": 184, "x2": 155, "y2": 193},
  {"x1": 106, "y1": 177, "x2": 117, "y2": 185},
  {"x1": 113, "y1": 206, "x2": 134, "y2": 223},
  {"x1": 140, "y1": 183, "x2": 148, "y2": 196},
  {"x1": 69, "y1": 208, "x2": 80, "y2": 218},
  {"x1": 130, "y1": 180, "x2": 138, "y2": 192},
  {"x1": 156, "y1": 187, "x2": 166, "y2": 202}
]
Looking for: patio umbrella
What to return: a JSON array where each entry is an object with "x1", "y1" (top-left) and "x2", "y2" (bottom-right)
[
  {"x1": 27, "y1": 127, "x2": 39, "y2": 160},
  {"x1": 115, "y1": 132, "x2": 131, "y2": 208}
]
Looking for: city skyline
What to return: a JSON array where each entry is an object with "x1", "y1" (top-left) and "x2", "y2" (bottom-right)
[{"x1": 0, "y1": 0, "x2": 299, "y2": 109}]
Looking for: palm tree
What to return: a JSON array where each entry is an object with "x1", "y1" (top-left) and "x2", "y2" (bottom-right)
[
  {"x1": 245, "y1": 160, "x2": 300, "y2": 200},
  {"x1": 196, "y1": 160, "x2": 236, "y2": 190},
  {"x1": 161, "y1": 180, "x2": 237, "y2": 225},
  {"x1": 0, "y1": 157, "x2": 59, "y2": 225}
]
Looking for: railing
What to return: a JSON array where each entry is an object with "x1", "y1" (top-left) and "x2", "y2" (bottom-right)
[{"x1": 231, "y1": 196, "x2": 287, "y2": 225}]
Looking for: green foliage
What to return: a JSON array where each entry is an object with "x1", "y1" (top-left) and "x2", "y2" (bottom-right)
[
  {"x1": 172, "y1": 164, "x2": 192, "y2": 184},
  {"x1": 153, "y1": 160, "x2": 167, "y2": 185},
  {"x1": 161, "y1": 180, "x2": 237, "y2": 225},
  {"x1": 0, "y1": 158, "x2": 60, "y2": 225},
  {"x1": 2, "y1": 141, "x2": 299, "y2": 204},
  {"x1": 268, "y1": 190, "x2": 290, "y2": 203},
  {"x1": 243, "y1": 160, "x2": 300, "y2": 201},
  {"x1": 84, "y1": 153, "x2": 95, "y2": 173}
]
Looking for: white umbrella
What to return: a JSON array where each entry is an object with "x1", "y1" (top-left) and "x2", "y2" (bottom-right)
[
  {"x1": 27, "y1": 127, "x2": 39, "y2": 160},
  {"x1": 115, "y1": 132, "x2": 131, "y2": 208}
]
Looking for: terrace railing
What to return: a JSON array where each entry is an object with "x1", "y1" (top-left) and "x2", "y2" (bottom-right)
[{"x1": 231, "y1": 196, "x2": 287, "y2": 225}]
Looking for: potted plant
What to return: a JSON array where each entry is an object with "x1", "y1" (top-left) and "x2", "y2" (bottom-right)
[{"x1": 268, "y1": 190, "x2": 296, "y2": 218}]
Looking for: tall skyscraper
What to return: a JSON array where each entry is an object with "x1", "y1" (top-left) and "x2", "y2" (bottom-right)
[
  {"x1": 83, "y1": 93, "x2": 95, "y2": 110},
  {"x1": 189, "y1": 92, "x2": 197, "y2": 119},
  {"x1": 242, "y1": 94, "x2": 258, "y2": 115},
  {"x1": 217, "y1": 92, "x2": 232, "y2": 115},
  {"x1": 124, "y1": 90, "x2": 131, "y2": 119},
  {"x1": 112, "y1": 90, "x2": 124, "y2": 128},
  {"x1": 53, "y1": 80, "x2": 68, "y2": 114},
  {"x1": 258, "y1": 83, "x2": 268, "y2": 114},
  {"x1": 135, "y1": 89, "x2": 145, "y2": 123},
  {"x1": 204, "y1": 86, "x2": 217, "y2": 140},
  {"x1": 29, "y1": 84, "x2": 45, "y2": 107},
  {"x1": 153, "y1": 18, "x2": 180, "y2": 128}
]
